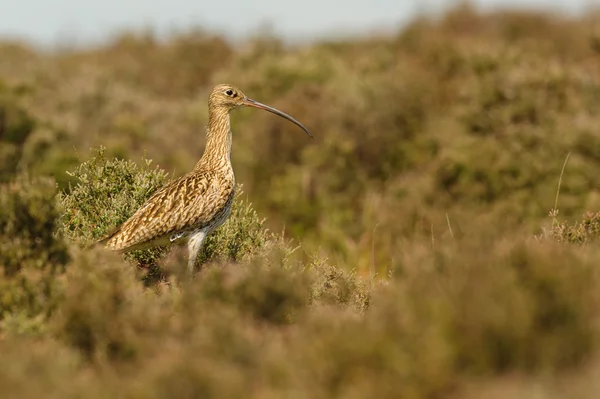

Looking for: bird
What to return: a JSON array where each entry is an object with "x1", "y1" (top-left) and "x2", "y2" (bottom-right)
[{"x1": 99, "y1": 83, "x2": 312, "y2": 273}]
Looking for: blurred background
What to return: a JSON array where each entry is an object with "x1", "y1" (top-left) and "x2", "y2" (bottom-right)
[
  {"x1": 3, "y1": 1, "x2": 600, "y2": 397},
  {"x1": 1, "y1": 0, "x2": 600, "y2": 271},
  {"x1": 0, "y1": 0, "x2": 594, "y2": 46}
]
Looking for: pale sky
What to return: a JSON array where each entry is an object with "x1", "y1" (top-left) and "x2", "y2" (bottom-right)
[{"x1": 0, "y1": 0, "x2": 597, "y2": 47}]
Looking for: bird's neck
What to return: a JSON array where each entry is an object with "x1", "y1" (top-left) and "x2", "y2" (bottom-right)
[{"x1": 196, "y1": 107, "x2": 233, "y2": 171}]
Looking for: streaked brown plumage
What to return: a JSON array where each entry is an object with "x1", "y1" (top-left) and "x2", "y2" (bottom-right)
[{"x1": 99, "y1": 84, "x2": 312, "y2": 273}]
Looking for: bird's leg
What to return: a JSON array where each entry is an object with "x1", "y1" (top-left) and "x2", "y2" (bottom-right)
[{"x1": 187, "y1": 230, "x2": 208, "y2": 274}]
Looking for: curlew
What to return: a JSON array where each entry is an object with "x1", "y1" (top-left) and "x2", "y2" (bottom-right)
[{"x1": 99, "y1": 84, "x2": 312, "y2": 273}]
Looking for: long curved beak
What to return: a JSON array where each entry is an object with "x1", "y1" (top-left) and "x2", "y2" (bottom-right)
[{"x1": 243, "y1": 97, "x2": 313, "y2": 138}]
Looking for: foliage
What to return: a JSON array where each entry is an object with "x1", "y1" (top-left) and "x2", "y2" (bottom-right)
[
  {"x1": 0, "y1": 82, "x2": 36, "y2": 182},
  {"x1": 551, "y1": 211, "x2": 600, "y2": 244},
  {"x1": 0, "y1": 175, "x2": 69, "y2": 328},
  {"x1": 1, "y1": 5, "x2": 600, "y2": 398},
  {"x1": 57, "y1": 147, "x2": 278, "y2": 272},
  {"x1": 57, "y1": 146, "x2": 169, "y2": 268},
  {"x1": 3, "y1": 5, "x2": 598, "y2": 268}
]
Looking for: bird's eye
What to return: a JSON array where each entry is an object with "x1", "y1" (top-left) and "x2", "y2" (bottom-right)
[{"x1": 225, "y1": 89, "x2": 234, "y2": 96}]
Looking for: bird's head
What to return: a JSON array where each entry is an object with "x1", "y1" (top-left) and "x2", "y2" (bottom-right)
[{"x1": 208, "y1": 84, "x2": 313, "y2": 137}]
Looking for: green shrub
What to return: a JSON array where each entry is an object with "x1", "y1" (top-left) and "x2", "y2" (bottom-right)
[
  {"x1": 58, "y1": 147, "x2": 284, "y2": 273},
  {"x1": 0, "y1": 175, "x2": 69, "y2": 327},
  {"x1": 57, "y1": 146, "x2": 169, "y2": 270},
  {"x1": 0, "y1": 83, "x2": 37, "y2": 182},
  {"x1": 198, "y1": 191, "x2": 277, "y2": 264},
  {"x1": 57, "y1": 146, "x2": 168, "y2": 245}
]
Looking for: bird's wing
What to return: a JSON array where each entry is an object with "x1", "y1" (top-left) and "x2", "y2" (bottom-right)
[{"x1": 100, "y1": 171, "x2": 230, "y2": 250}]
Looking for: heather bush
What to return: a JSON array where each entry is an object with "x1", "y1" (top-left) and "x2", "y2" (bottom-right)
[
  {"x1": 0, "y1": 175, "x2": 69, "y2": 330},
  {"x1": 0, "y1": 82, "x2": 36, "y2": 182},
  {"x1": 57, "y1": 147, "x2": 280, "y2": 273}
]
